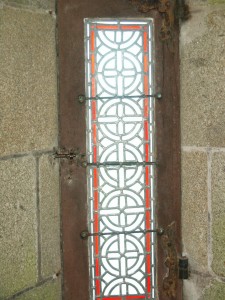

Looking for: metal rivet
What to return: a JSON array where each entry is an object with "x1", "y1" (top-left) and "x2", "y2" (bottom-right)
[
  {"x1": 157, "y1": 227, "x2": 164, "y2": 235},
  {"x1": 156, "y1": 93, "x2": 162, "y2": 99},
  {"x1": 80, "y1": 230, "x2": 89, "y2": 240},
  {"x1": 78, "y1": 94, "x2": 86, "y2": 103},
  {"x1": 81, "y1": 161, "x2": 88, "y2": 168}
]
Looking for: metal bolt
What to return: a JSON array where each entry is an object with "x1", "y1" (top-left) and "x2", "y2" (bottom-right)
[
  {"x1": 157, "y1": 227, "x2": 164, "y2": 235},
  {"x1": 81, "y1": 161, "x2": 88, "y2": 168},
  {"x1": 80, "y1": 230, "x2": 89, "y2": 240},
  {"x1": 156, "y1": 92, "x2": 162, "y2": 99},
  {"x1": 78, "y1": 94, "x2": 86, "y2": 103}
]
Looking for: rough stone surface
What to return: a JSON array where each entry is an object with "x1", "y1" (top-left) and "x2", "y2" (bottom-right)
[
  {"x1": 0, "y1": 157, "x2": 37, "y2": 298},
  {"x1": 201, "y1": 281, "x2": 225, "y2": 300},
  {"x1": 0, "y1": 7, "x2": 58, "y2": 156},
  {"x1": 187, "y1": 0, "x2": 225, "y2": 5},
  {"x1": 187, "y1": 0, "x2": 209, "y2": 5},
  {"x1": 182, "y1": 151, "x2": 208, "y2": 271},
  {"x1": 15, "y1": 279, "x2": 61, "y2": 300},
  {"x1": 211, "y1": 152, "x2": 225, "y2": 276},
  {"x1": 39, "y1": 155, "x2": 61, "y2": 278},
  {"x1": 209, "y1": 0, "x2": 225, "y2": 3},
  {"x1": 181, "y1": 2, "x2": 225, "y2": 299},
  {"x1": 0, "y1": 0, "x2": 55, "y2": 10},
  {"x1": 183, "y1": 273, "x2": 212, "y2": 300},
  {"x1": 180, "y1": 6, "x2": 225, "y2": 147}
]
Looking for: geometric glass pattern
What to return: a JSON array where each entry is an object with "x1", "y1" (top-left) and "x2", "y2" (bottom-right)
[{"x1": 85, "y1": 19, "x2": 156, "y2": 300}]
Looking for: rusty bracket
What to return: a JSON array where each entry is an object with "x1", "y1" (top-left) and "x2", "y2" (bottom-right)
[
  {"x1": 130, "y1": 0, "x2": 189, "y2": 41},
  {"x1": 54, "y1": 148, "x2": 87, "y2": 167},
  {"x1": 130, "y1": 0, "x2": 175, "y2": 41},
  {"x1": 161, "y1": 221, "x2": 178, "y2": 298}
]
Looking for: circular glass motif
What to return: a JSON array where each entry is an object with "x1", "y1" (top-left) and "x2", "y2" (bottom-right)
[
  {"x1": 100, "y1": 189, "x2": 145, "y2": 232},
  {"x1": 98, "y1": 100, "x2": 142, "y2": 140}
]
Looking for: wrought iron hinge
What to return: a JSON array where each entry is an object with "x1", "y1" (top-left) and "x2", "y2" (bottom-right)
[
  {"x1": 130, "y1": 0, "x2": 175, "y2": 41},
  {"x1": 161, "y1": 222, "x2": 189, "y2": 298},
  {"x1": 161, "y1": 222, "x2": 178, "y2": 298},
  {"x1": 54, "y1": 149, "x2": 87, "y2": 167},
  {"x1": 130, "y1": 0, "x2": 190, "y2": 44}
]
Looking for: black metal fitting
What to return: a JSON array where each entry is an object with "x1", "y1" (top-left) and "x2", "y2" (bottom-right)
[
  {"x1": 80, "y1": 230, "x2": 89, "y2": 240},
  {"x1": 78, "y1": 94, "x2": 86, "y2": 103},
  {"x1": 179, "y1": 257, "x2": 189, "y2": 279}
]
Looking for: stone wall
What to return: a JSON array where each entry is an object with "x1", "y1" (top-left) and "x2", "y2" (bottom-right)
[
  {"x1": 181, "y1": 0, "x2": 225, "y2": 299},
  {"x1": 0, "y1": 1, "x2": 61, "y2": 299}
]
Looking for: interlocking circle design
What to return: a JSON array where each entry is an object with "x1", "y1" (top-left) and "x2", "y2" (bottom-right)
[
  {"x1": 86, "y1": 19, "x2": 155, "y2": 299},
  {"x1": 100, "y1": 189, "x2": 145, "y2": 232}
]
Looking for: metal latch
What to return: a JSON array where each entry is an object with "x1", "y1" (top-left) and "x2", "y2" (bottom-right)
[
  {"x1": 54, "y1": 148, "x2": 87, "y2": 167},
  {"x1": 54, "y1": 149, "x2": 158, "y2": 168}
]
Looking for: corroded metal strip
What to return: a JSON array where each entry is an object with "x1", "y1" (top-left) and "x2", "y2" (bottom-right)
[
  {"x1": 130, "y1": 0, "x2": 175, "y2": 40},
  {"x1": 161, "y1": 222, "x2": 178, "y2": 298},
  {"x1": 130, "y1": 0, "x2": 189, "y2": 42}
]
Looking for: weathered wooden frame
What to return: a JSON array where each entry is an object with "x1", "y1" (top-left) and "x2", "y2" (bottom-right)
[{"x1": 58, "y1": 1, "x2": 181, "y2": 299}]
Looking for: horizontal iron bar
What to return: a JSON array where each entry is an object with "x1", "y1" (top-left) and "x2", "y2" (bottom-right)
[
  {"x1": 78, "y1": 93, "x2": 162, "y2": 102},
  {"x1": 87, "y1": 161, "x2": 157, "y2": 167},
  {"x1": 80, "y1": 228, "x2": 164, "y2": 239},
  {"x1": 53, "y1": 152, "x2": 157, "y2": 168}
]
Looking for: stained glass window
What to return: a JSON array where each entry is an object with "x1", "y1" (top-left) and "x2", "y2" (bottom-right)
[{"x1": 85, "y1": 19, "x2": 156, "y2": 300}]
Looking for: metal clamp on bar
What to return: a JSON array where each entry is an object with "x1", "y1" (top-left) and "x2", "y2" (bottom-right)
[
  {"x1": 80, "y1": 228, "x2": 164, "y2": 240},
  {"x1": 179, "y1": 257, "x2": 189, "y2": 279},
  {"x1": 78, "y1": 93, "x2": 162, "y2": 103}
]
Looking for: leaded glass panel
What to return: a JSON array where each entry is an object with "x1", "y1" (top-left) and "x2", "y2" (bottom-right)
[{"x1": 85, "y1": 19, "x2": 156, "y2": 300}]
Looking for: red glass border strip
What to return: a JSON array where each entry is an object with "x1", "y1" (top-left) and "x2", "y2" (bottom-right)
[
  {"x1": 96, "y1": 25, "x2": 119, "y2": 30},
  {"x1": 91, "y1": 27, "x2": 101, "y2": 297},
  {"x1": 121, "y1": 25, "x2": 142, "y2": 30},
  {"x1": 143, "y1": 28, "x2": 152, "y2": 297},
  {"x1": 89, "y1": 23, "x2": 153, "y2": 299},
  {"x1": 96, "y1": 25, "x2": 142, "y2": 30},
  {"x1": 97, "y1": 296, "x2": 146, "y2": 300}
]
